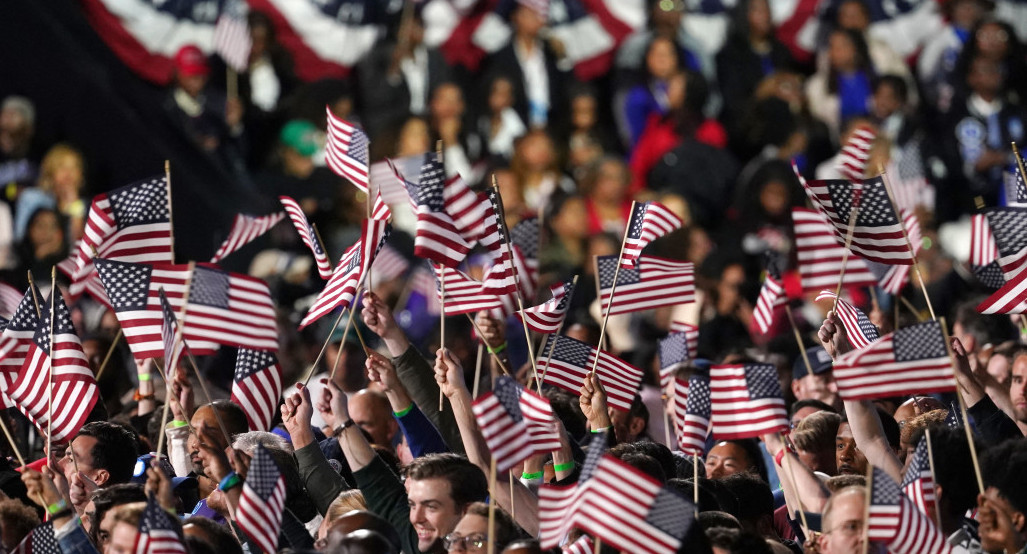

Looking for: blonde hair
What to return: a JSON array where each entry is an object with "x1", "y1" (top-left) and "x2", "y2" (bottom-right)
[
  {"x1": 111, "y1": 501, "x2": 147, "y2": 528},
  {"x1": 325, "y1": 489, "x2": 367, "y2": 524},
  {"x1": 37, "y1": 143, "x2": 84, "y2": 193}
]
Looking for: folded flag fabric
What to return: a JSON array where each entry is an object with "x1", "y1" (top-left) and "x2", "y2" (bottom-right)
[
  {"x1": 209, "y1": 211, "x2": 286, "y2": 263},
  {"x1": 597, "y1": 255, "x2": 694, "y2": 315},
  {"x1": 976, "y1": 266, "x2": 1027, "y2": 314},
  {"x1": 539, "y1": 431, "x2": 609, "y2": 549},
  {"x1": 901, "y1": 435, "x2": 936, "y2": 518},
  {"x1": 793, "y1": 207, "x2": 878, "y2": 292},
  {"x1": 620, "y1": 201, "x2": 683, "y2": 268},
  {"x1": 134, "y1": 495, "x2": 187, "y2": 553},
  {"x1": 814, "y1": 290, "x2": 880, "y2": 349},
  {"x1": 325, "y1": 108, "x2": 369, "y2": 192},
  {"x1": 280, "y1": 196, "x2": 333, "y2": 279},
  {"x1": 674, "y1": 373, "x2": 711, "y2": 457},
  {"x1": 471, "y1": 375, "x2": 562, "y2": 472},
  {"x1": 519, "y1": 279, "x2": 574, "y2": 334},
  {"x1": 658, "y1": 332, "x2": 691, "y2": 389},
  {"x1": 983, "y1": 207, "x2": 1027, "y2": 281},
  {"x1": 536, "y1": 334, "x2": 644, "y2": 412},
  {"x1": 434, "y1": 265, "x2": 502, "y2": 315},
  {"x1": 231, "y1": 348, "x2": 284, "y2": 432},
  {"x1": 969, "y1": 211, "x2": 1005, "y2": 290},
  {"x1": 753, "y1": 258, "x2": 787, "y2": 334},
  {"x1": 236, "y1": 444, "x2": 287, "y2": 554},
  {"x1": 835, "y1": 126, "x2": 875, "y2": 181},
  {"x1": 709, "y1": 363, "x2": 789, "y2": 439},
  {"x1": 832, "y1": 320, "x2": 955, "y2": 400},
  {"x1": 410, "y1": 153, "x2": 474, "y2": 267},
  {"x1": 669, "y1": 321, "x2": 699, "y2": 355}
]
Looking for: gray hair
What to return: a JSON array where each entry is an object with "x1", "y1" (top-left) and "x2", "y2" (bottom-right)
[
  {"x1": 2, "y1": 96, "x2": 35, "y2": 127},
  {"x1": 231, "y1": 431, "x2": 292, "y2": 455}
]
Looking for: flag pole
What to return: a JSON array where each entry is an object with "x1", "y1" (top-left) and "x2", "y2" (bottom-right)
[
  {"x1": 831, "y1": 200, "x2": 861, "y2": 315},
  {"x1": 924, "y1": 429, "x2": 943, "y2": 530},
  {"x1": 938, "y1": 317, "x2": 985, "y2": 494},
  {"x1": 490, "y1": 175, "x2": 540, "y2": 389},
  {"x1": 93, "y1": 329, "x2": 124, "y2": 382},
  {"x1": 301, "y1": 307, "x2": 348, "y2": 386},
  {"x1": 0, "y1": 415, "x2": 25, "y2": 468},
  {"x1": 46, "y1": 268, "x2": 56, "y2": 463},
  {"x1": 662, "y1": 396, "x2": 673, "y2": 449},
  {"x1": 594, "y1": 537, "x2": 601, "y2": 554},
  {"x1": 25, "y1": 271, "x2": 41, "y2": 318},
  {"x1": 591, "y1": 256, "x2": 609, "y2": 351},
  {"x1": 590, "y1": 201, "x2": 636, "y2": 377},
  {"x1": 165, "y1": 160, "x2": 175, "y2": 264},
  {"x1": 693, "y1": 452, "x2": 699, "y2": 512},
  {"x1": 466, "y1": 314, "x2": 510, "y2": 376},
  {"x1": 487, "y1": 456, "x2": 497, "y2": 554},
  {"x1": 154, "y1": 366, "x2": 174, "y2": 456},
  {"x1": 311, "y1": 224, "x2": 331, "y2": 267},
  {"x1": 786, "y1": 307, "x2": 814, "y2": 378},
  {"x1": 327, "y1": 303, "x2": 361, "y2": 383},
  {"x1": 861, "y1": 465, "x2": 873, "y2": 554},
  {"x1": 879, "y1": 166, "x2": 935, "y2": 321},
  {"x1": 1013, "y1": 142, "x2": 1027, "y2": 185},
  {"x1": 777, "y1": 433, "x2": 812, "y2": 537},
  {"x1": 438, "y1": 263, "x2": 446, "y2": 412},
  {"x1": 472, "y1": 343, "x2": 484, "y2": 398}
]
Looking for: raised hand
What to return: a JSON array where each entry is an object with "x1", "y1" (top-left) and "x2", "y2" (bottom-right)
[
  {"x1": 366, "y1": 351, "x2": 400, "y2": 393},
  {"x1": 434, "y1": 348, "x2": 468, "y2": 399},
  {"x1": 316, "y1": 378, "x2": 351, "y2": 430},
  {"x1": 818, "y1": 310, "x2": 851, "y2": 358},
  {"x1": 578, "y1": 374, "x2": 612, "y2": 431},
  {"x1": 281, "y1": 385, "x2": 315, "y2": 448}
]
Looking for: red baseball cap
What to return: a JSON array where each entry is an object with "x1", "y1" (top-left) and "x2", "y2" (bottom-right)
[{"x1": 174, "y1": 45, "x2": 210, "y2": 77}]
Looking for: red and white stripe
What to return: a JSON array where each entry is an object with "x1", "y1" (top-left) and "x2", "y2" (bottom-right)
[
  {"x1": 977, "y1": 269, "x2": 1027, "y2": 314},
  {"x1": 669, "y1": 321, "x2": 699, "y2": 355},
  {"x1": 210, "y1": 211, "x2": 286, "y2": 263},
  {"x1": 435, "y1": 266, "x2": 502, "y2": 316},
  {"x1": 835, "y1": 126, "x2": 876, "y2": 181},
  {"x1": 324, "y1": 108, "x2": 369, "y2": 192},
  {"x1": 709, "y1": 364, "x2": 789, "y2": 439},
  {"x1": 300, "y1": 219, "x2": 387, "y2": 329},
  {"x1": 213, "y1": 5, "x2": 252, "y2": 72},
  {"x1": 519, "y1": 280, "x2": 573, "y2": 334},
  {"x1": 280, "y1": 196, "x2": 333, "y2": 279},
  {"x1": 753, "y1": 271, "x2": 786, "y2": 334},
  {"x1": 793, "y1": 207, "x2": 877, "y2": 292},
  {"x1": 970, "y1": 213, "x2": 999, "y2": 267},
  {"x1": 598, "y1": 256, "x2": 695, "y2": 315}
]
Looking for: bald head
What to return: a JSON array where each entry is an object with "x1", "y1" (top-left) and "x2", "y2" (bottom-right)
[
  {"x1": 349, "y1": 390, "x2": 398, "y2": 447},
  {"x1": 326, "y1": 510, "x2": 401, "y2": 552}
]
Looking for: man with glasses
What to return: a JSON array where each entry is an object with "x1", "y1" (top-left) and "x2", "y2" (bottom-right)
[{"x1": 816, "y1": 486, "x2": 872, "y2": 554}]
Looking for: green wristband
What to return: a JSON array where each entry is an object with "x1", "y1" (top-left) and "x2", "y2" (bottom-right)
[
  {"x1": 170, "y1": 420, "x2": 189, "y2": 429},
  {"x1": 590, "y1": 426, "x2": 611, "y2": 434},
  {"x1": 553, "y1": 461, "x2": 575, "y2": 473},
  {"x1": 393, "y1": 403, "x2": 414, "y2": 418},
  {"x1": 487, "y1": 342, "x2": 508, "y2": 355},
  {"x1": 137, "y1": 372, "x2": 151, "y2": 381},
  {"x1": 47, "y1": 499, "x2": 67, "y2": 516},
  {"x1": 521, "y1": 471, "x2": 544, "y2": 480}
]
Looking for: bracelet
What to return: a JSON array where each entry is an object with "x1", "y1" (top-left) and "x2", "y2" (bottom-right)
[
  {"x1": 393, "y1": 404, "x2": 413, "y2": 418},
  {"x1": 334, "y1": 419, "x2": 356, "y2": 437},
  {"x1": 46, "y1": 499, "x2": 67, "y2": 516},
  {"x1": 137, "y1": 372, "x2": 151, "y2": 382},
  {"x1": 487, "y1": 342, "x2": 508, "y2": 355},
  {"x1": 169, "y1": 420, "x2": 189, "y2": 429},
  {"x1": 774, "y1": 443, "x2": 795, "y2": 467},
  {"x1": 553, "y1": 461, "x2": 575, "y2": 473},
  {"x1": 133, "y1": 390, "x2": 155, "y2": 402},
  {"x1": 590, "y1": 426, "x2": 611, "y2": 434},
  {"x1": 521, "y1": 471, "x2": 544, "y2": 480},
  {"x1": 219, "y1": 472, "x2": 242, "y2": 491}
]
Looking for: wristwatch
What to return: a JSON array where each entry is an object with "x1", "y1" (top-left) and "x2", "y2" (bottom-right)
[{"x1": 333, "y1": 419, "x2": 356, "y2": 437}]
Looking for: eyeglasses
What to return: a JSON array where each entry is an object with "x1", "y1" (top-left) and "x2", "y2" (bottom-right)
[
  {"x1": 823, "y1": 519, "x2": 864, "y2": 537},
  {"x1": 443, "y1": 533, "x2": 488, "y2": 551}
]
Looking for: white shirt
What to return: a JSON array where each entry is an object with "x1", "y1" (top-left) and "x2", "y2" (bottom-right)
[
  {"x1": 400, "y1": 46, "x2": 429, "y2": 115},
  {"x1": 514, "y1": 39, "x2": 549, "y2": 126}
]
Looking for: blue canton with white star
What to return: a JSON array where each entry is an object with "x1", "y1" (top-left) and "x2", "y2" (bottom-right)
[
  {"x1": 235, "y1": 348, "x2": 278, "y2": 381},
  {"x1": 686, "y1": 375, "x2": 711, "y2": 418},
  {"x1": 493, "y1": 376, "x2": 524, "y2": 423},
  {"x1": 597, "y1": 256, "x2": 640, "y2": 288},
  {"x1": 108, "y1": 176, "x2": 169, "y2": 228},
  {"x1": 986, "y1": 207, "x2": 1027, "y2": 255},
  {"x1": 744, "y1": 364, "x2": 784, "y2": 400},
  {"x1": 95, "y1": 259, "x2": 153, "y2": 312},
  {"x1": 416, "y1": 154, "x2": 446, "y2": 211},
  {"x1": 248, "y1": 444, "x2": 284, "y2": 499},
  {"x1": 894, "y1": 321, "x2": 947, "y2": 362},
  {"x1": 189, "y1": 267, "x2": 230, "y2": 309},
  {"x1": 626, "y1": 203, "x2": 647, "y2": 240},
  {"x1": 659, "y1": 332, "x2": 689, "y2": 369}
]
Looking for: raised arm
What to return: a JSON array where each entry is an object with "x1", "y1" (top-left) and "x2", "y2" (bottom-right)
[
  {"x1": 367, "y1": 351, "x2": 449, "y2": 457},
  {"x1": 762, "y1": 433, "x2": 831, "y2": 515},
  {"x1": 434, "y1": 348, "x2": 541, "y2": 536}
]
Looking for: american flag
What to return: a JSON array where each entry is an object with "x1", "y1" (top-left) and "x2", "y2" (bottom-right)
[
  {"x1": 573, "y1": 455, "x2": 695, "y2": 554},
  {"x1": 835, "y1": 126, "x2": 875, "y2": 181},
  {"x1": 814, "y1": 290, "x2": 880, "y2": 349},
  {"x1": 0, "y1": 286, "x2": 40, "y2": 381},
  {"x1": 510, "y1": 217, "x2": 540, "y2": 283},
  {"x1": 944, "y1": 402, "x2": 961, "y2": 429},
  {"x1": 209, "y1": 211, "x2": 285, "y2": 263},
  {"x1": 799, "y1": 174, "x2": 914, "y2": 265},
  {"x1": 658, "y1": 332, "x2": 690, "y2": 389},
  {"x1": 983, "y1": 207, "x2": 1027, "y2": 281},
  {"x1": 536, "y1": 334, "x2": 643, "y2": 412},
  {"x1": 159, "y1": 290, "x2": 185, "y2": 375},
  {"x1": 867, "y1": 466, "x2": 952, "y2": 554},
  {"x1": 976, "y1": 266, "x2": 1027, "y2": 314},
  {"x1": 95, "y1": 259, "x2": 279, "y2": 358},
  {"x1": 539, "y1": 431, "x2": 609, "y2": 549},
  {"x1": 709, "y1": 363, "x2": 789, "y2": 439},
  {"x1": 300, "y1": 220, "x2": 390, "y2": 329},
  {"x1": 562, "y1": 535, "x2": 594, "y2": 554},
  {"x1": 873, "y1": 205, "x2": 923, "y2": 294},
  {"x1": 325, "y1": 108, "x2": 369, "y2": 192},
  {"x1": 445, "y1": 176, "x2": 488, "y2": 249},
  {"x1": 470, "y1": 375, "x2": 562, "y2": 472},
  {"x1": 9, "y1": 289, "x2": 99, "y2": 443},
  {"x1": 434, "y1": 265, "x2": 502, "y2": 315},
  {"x1": 793, "y1": 207, "x2": 878, "y2": 292},
  {"x1": 1002, "y1": 166, "x2": 1027, "y2": 207},
  {"x1": 753, "y1": 258, "x2": 787, "y2": 334},
  {"x1": 13, "y1": 522, "x2": 59, "y2": 554},
  {"x1": 135, "y1": 495, "x2": 187, "y2": 554},
  {"x1": 669, "y1": 321, "x2": 699, "y2": 355},
  {"x1": 370, "y1": 157, "x2": 417, "y2": 206},
  {"x1": 673, "y1": 373, "x2": 711, "y2": 456},
  {"x1": 213, "y1": 0, "x2": 252, "y2": 72},
  {"x1": 519, "y1": 279, "x2": 574, "y2": 334},
  {"x1": 280, "y1": 195, "x2": 333, "y2": 279},
  {"x1": 237, "y1": 444, "x2": 287, "y2": 554},
  {"x1": 231, "y1": 348, "x2": 283, "y2": 432},
  {"x1": 620, "y1": 202, "x2": 683, "y2": 268},
  {"x1": 597, "y1": 255, "x2": 694, "y2": 315},
  {"x1": 0, "y1": 282, "x2": 22, "y2": 318},
  {"x1": 71, "y1": 175, "x2": 174, "y2": 300},
  {"x1": 369, "y1": 188, "x2": 392, "y2": 222},
  {"x1": 901, "y1": 435, "x2": 936, "y2": 517},
  {"x1": 480, "y1": 189, "x2": 519, "y2": 296},
  {"x1": 57, "y1": 246, "x2": 110, "y2": 306},
  {"x1": 970, "y1": 214, "x2": 1005, "y2": 289},
  {"x1": 368, "y1": 244, "x2": 410, "y2": 288},
  {"x1": 833, "y1": 320, "x2": 955, "y2": 400},
  {"x1": 410, "y1": 153, "x2": 474, "y2": 267}
]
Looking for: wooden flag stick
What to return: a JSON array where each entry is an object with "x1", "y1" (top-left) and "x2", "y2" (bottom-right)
[
  {"x1": 786, "y1": 307, "x2": 814, "y2": 378},
  {"x1": 311, "y1": 224, "x2": 332, "y2": 268},
  {"x1": 466, "y1": 314, "x2": 510, "y2": 376},
  {"x1": 831, "y1": 200, "x2": 861, "y2": 314},
  {"x1": 1013, "y1": 142, "x2": 1027, "y2": 185},
  {"x1": 509, "y1": 470, "x2": 516, "y2": 519},
  {"x1": 939, "y1": 317, "x2": 985, "y2": 494},
  {"x1": 438, "y1": 263, "x2": 446, "y2": 412},
  {"x1": 26, "y1": 271, "x2": 41, "y2": 318},
  {"x1": 538, "y1": 333, "x2": 562, "y2": 387},
  {"x1": 328, "y1": 304, "x2": 362, "y2": 383},
  {"x1": 662, "y1": 396, "x2": 673, "y2": 449},
  {"x1": 777, "y1": 433, "x2": 812, "y2": 537},
  {"x1": 693, "y1": 452, "x2": 699, "y2": 512},
  {"x1": 472, "y1": 343, "x2": 485, "y2": 399},
  {"x1": 301, "y1": 308, "x2": 349, "y2": 386},
  {"x1": 93, "y1": 329, "x2": 124, "y2": 382},
  {"x1": 165, "y1": 160, "x2": 175, "y2": 263},
  {"x1": 594, "y1": 538, "x2": 601, "y2": 554},
  {"x1": 46, "y1": 268, "x2": 57, "y2": 463},
  {"x1": 487, "y1": 457, "x2": 497, "y2": 554},
  {"x1": 0, "y1": 415, "x2": 25, "y2": 468},
  {"x1": 879, "y1": 168, "x2": 935, "y2": 321},
  {"x1": 154, "y1": 376, "x2": 174, "y2": 456},
  {"x1": 592, "y1": 257, "x2": 607, "y2": 351},
  {"x1": 898, "y1": 295, "x2": 926, "y2": 322},
  {"x1": 924, "y1": 429, "x2": 943, "y2": 530},
  {"x1": 490, "y1": 175, "x2": 540, "y2": 389},
  {"x1": 861, "y1": 464, "x2": 873, "y2": 554},
  {"x1": 590, "y1": 201, "x2": 636, "y2": 376}
]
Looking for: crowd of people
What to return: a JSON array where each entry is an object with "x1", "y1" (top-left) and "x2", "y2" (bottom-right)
[{"x1": 1, "y1": 0, "x2": 1027, "y2": 552}]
